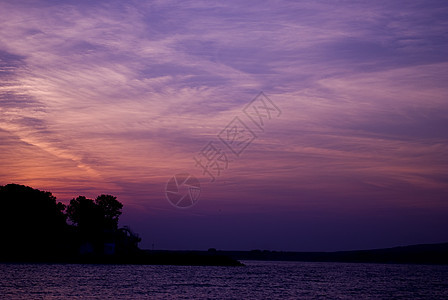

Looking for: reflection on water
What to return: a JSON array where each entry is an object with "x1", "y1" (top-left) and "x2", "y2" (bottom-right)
[{"x1": 1, "y1": 261, "x2": 447, "y2": 299}]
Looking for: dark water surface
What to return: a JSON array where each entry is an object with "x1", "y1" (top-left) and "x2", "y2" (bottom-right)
[{"x1": 1, "y1": 261, "x2": 447, "y2": 299}]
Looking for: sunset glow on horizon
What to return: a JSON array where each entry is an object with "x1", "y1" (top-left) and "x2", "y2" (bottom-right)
[{"x1": 1, "y1": 0, "x2": 447, "y2": 251}]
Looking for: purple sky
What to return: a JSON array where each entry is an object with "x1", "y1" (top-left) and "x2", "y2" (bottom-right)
[{"x1": 1, "y1": 0, "x2": 447, "y2": 251}]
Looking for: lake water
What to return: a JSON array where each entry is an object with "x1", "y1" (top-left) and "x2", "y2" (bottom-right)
[{"x1": 1, "y1": 261, "x2": 447, "y2": 299}]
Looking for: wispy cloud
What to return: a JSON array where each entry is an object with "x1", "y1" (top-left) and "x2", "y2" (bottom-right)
[{"x1": 1, "y1": 0, "x2": 447, "y2": 250}]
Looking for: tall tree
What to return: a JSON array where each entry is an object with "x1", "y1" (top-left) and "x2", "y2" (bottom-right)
[
  {"x1": 95, "y1": 194, "x2": 123, "y2": 230},
  {"x1": 0, "y1": 184, "x2": 67, "y2": 256},
  {"x1": 66, "y1": 196, "x2": 104, "y2": 235}
]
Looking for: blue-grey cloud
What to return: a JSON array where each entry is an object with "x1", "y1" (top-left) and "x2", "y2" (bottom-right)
[{"x1": 1, "y1": 0, "x2": 447, "y2": 251}]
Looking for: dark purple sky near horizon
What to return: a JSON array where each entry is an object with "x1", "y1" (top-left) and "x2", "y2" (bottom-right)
[{"x1": 1, "y1": 0, "x2": 448, "y2": 251}]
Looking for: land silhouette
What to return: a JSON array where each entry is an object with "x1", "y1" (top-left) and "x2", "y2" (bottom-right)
[
  {"x1": 203, "y1": 243, "x2": 448, "y2": 265},
  {"x1": 0, "y1": 183, "x2": 242, "y2": 266},
  {"x1": 1, "y1": 183, "x2": 446, "y2": 266}
]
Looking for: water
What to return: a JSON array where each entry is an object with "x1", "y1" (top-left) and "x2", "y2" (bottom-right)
[{"x1": 1, "y1": 261, "x2": 447, "y2": 299}]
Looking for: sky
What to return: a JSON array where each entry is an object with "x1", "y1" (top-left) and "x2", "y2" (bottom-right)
[{"x1": 1, "y1": 0, "x2": 447, "y2": 251}]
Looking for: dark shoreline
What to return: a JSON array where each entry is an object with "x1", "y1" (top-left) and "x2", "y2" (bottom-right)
[
  {"x1": 147, "y1": 242, "x2": 448, "y2": 266},
  {"x1": 213, "y1": 242, "x2": 448, "y2": 265},
  {"x1": 2, "y1": 242, "x2": 447, "y2": 266}
]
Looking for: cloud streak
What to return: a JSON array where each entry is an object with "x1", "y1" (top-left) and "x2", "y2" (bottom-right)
[{"x1": 1, "y1": 0, "x2": 447, "y2": 250}]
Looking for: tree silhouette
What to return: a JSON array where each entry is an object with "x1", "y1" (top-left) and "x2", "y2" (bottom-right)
[
  {"x1": 66, "y1": 196, "x2": 105, "y2": 247},
  {"x1": 66, "y1": 194, "x2": 129, "y2": 254},
  {"x1": 95, "y1": 194, "x2": 123, "y2": 230},
  {"x1": 0, "y1": 183, "x2": 139, "y2": 260},
  {"x1": 0, "y1": 184, "x2": 68, "y2": 257}
]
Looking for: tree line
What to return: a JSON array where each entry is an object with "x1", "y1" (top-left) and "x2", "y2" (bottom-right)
[{"x1": 0, "y1": 183, "x2": 140, "y2": 260}]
